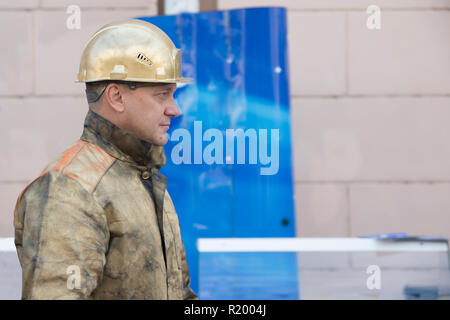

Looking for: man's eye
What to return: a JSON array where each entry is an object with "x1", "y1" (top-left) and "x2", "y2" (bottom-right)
[{"x1": 158, "y1": 92, "x2": 169, "y2": 97}]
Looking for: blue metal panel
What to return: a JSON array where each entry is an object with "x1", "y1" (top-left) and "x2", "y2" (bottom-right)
[
  {"x1": 138, "y1": 7, "x2": 296, "y2": 298},
  {"x1": 199, "y1": 252, "x2": 299, "y2": 300}
]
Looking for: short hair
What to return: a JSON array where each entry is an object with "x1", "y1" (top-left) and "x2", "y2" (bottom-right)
[
  {"x1": 85, "y1": 81, "x2": 172, "y2": 109},
  {"x1": 85, "y1": 81, "x2": 109, "y2": 104}
]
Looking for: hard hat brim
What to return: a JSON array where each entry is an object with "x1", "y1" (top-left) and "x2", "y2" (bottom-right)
[{"x1": 76, "y1": 77, "x2": 193, "y2": 84}]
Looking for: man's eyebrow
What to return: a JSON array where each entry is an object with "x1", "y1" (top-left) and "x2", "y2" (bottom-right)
[{"x1": 155, "y1": 85, "x2": 176, "y2": 91}]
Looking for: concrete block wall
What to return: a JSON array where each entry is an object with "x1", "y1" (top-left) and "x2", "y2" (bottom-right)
[
  {"x1": 0, "y1": 1, "x2": 157, "y2": 237},
  {"x1": 218, "y1": 0, "x2": 450, "y2": 238},
  {"x1": 0, "y1": 0, "x2": 449, "y2": 240}
]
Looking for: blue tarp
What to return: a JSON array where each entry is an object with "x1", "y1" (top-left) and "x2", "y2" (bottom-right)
[{"x1": 138, "y1": 7, "x2": 297, "y2": 299}]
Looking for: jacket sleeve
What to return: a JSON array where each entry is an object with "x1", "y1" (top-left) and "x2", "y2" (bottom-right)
[
  {"x1": 164, "y1": 191, "x2": 198, "y2": 300},
  {"x1": 14, "y1": 172, "x2": 109, "y2": 300},
  {"x1": 179, "y1": 237, "x2": 198, "y2": 300}
]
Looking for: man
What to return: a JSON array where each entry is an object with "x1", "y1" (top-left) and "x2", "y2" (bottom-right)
[{"x1": 13, "y1": 19, "x2": 197, "y2": 300}]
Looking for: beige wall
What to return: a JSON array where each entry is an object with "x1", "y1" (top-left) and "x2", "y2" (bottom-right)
[
  {"x1": 1, "y1": 0, "x2": 449, "y2": 239},
  {"x1": 0, "y1": 0, "x2": 157, "y2": 237},
  {"x1": 218, "y1": 0, "x2": 450, "y2": 238}
]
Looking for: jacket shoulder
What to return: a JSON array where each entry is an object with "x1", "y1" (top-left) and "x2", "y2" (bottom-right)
[
  {"x1": 14, "y1": 140, "x2": 113, "y2": 246},
  {"x1": 40, "y1": 139, "x2": 116, "y2": 194}
]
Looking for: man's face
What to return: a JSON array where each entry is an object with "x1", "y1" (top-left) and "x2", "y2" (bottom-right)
[{"x1": 121, "y1": 83, "x2": 180, "y2": 146}]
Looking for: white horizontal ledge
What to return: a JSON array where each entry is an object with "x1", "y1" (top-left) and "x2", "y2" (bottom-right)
[
  {"x1": 2, "y1": 237, "x2": 448, "y2": 253},
  {"x1": 0, "y1": 237, "x2": 15, "y2": 252},
  {"x1": 197, "y1": 238, "x2": 449, "y2": 253}
]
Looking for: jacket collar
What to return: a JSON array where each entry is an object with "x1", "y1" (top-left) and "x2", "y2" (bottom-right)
[{"x1": 80, "y1": 109, "x2": 167, "y2": 170}]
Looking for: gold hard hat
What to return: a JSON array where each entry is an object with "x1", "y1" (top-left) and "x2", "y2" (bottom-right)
[{"x1": 76, "y1": 19, "x2": 191, "y2": 84}]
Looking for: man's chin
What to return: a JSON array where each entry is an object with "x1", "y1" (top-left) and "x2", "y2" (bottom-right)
[{"x1": 152, "y1": 134, "x2": 169, "y2": 146}]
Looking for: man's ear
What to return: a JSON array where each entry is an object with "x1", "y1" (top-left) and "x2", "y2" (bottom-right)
[{"x1": 104, "y1": 83, "x2": 126, "y2": 113}]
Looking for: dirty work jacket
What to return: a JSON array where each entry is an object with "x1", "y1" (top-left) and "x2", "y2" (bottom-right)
[{"x1": 13, "y1": 109, "x2": 197, "y2": 300}]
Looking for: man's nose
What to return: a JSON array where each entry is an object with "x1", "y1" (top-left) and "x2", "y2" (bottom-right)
[{"x1": 165, "y1": 98, "x2": 181, "y2": 117}]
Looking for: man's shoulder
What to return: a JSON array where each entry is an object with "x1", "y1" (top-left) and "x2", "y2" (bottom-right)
[
  {"x1": 13, "y1": 140, "x2": 115, "y2": 250},
  {"x1": 38, "y1": 139, "x2": 116, "y2": 194}
]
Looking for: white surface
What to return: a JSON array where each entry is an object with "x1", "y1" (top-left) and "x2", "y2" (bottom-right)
[
  {"x1": 197, "y1": 237, "x2": 449, "y2": 253},
  {"x1": 0, "y1": 251, "x2": 21, "y2": 300},
  {"x1": 0, "y1": 237, "x2": 15, "y2": 252},
  {"x1": 164, "y1": 0, "x2": 199, "y2": 14}
]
